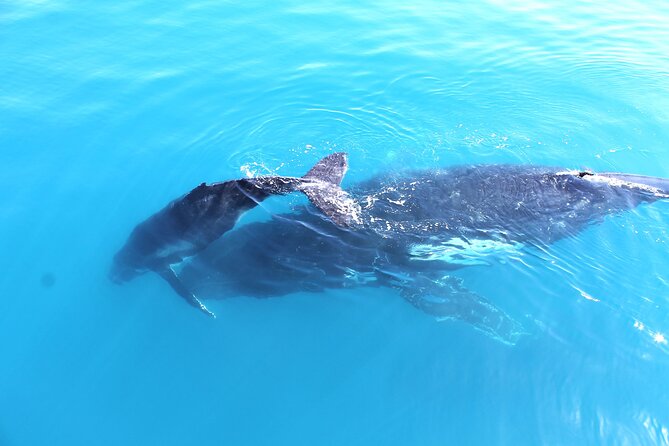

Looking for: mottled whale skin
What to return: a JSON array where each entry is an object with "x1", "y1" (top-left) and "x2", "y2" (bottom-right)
[{"x1": 112, "y1": 154, "x2": 669, "y2": 342}]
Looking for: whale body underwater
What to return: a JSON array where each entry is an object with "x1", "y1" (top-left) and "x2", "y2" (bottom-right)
[{"x1": 111, "y1": 153, "x2": 669, "y2": 343}]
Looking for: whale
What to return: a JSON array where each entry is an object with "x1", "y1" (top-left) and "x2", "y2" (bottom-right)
[
  {"x1": 111, "y1": 153, "x2": 669, "y2": 342},
  {"x1": 110, "y1": 153, "x2": 359, "y2": 317}
]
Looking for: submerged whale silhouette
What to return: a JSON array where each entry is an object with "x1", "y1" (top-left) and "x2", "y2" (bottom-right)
[{"x1": 111, "y1": 153, "x2": 669, "y2": 342}]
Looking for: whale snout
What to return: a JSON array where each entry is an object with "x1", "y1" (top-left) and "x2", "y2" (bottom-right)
[{"x1": 108, "y1": 260, "x2": 140, "y2": 284}]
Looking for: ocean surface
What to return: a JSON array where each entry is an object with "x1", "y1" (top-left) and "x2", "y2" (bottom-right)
[{"x1": 2, "y1": 1, "x2": 669, "y2": 444}]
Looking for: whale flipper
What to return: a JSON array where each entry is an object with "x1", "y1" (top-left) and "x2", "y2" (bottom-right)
[
  {"x1": 157, "y1": 267, "x2": 216, "y2": 318},
  {"x1": 399, "y1": 276, "x2": 526, "y2": 345}
]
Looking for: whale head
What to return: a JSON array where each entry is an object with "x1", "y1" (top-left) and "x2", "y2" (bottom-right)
[{"x1": 108, "y1": 251, "x2": 144, "y2": 284}]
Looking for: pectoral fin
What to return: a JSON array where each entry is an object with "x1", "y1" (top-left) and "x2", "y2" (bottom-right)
[
  {"x1": 399, "y1": 276, "x2": 525, "y2": 345},
  {"x1": 156, "y1": 267, "x2": 216, "y2": 318}
]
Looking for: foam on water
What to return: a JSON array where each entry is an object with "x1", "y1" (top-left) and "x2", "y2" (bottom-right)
[{"x1": 409, "y1": 237, "x2": 524, "y2": 265}]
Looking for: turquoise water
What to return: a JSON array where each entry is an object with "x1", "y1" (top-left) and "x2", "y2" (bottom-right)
[{"x1": 2, "y1": 0, "x2": 669, "y2": 444}]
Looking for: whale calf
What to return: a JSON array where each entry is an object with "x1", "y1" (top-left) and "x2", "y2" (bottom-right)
[
  {"x1": 110, "y1": 153, "x2": 359, "y2": 316},
  {"x1": 112, "y1": 153, "x2": 669, "y2": 342}
]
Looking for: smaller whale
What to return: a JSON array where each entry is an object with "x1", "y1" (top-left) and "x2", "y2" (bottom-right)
[{"x1": 110, "y1": 153, "x2": 359, "y2": 316}]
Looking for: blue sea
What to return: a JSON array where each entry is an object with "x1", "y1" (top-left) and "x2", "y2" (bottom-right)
[{"x1": 2, "y1": 1, "x2": 669, "y2": 444}]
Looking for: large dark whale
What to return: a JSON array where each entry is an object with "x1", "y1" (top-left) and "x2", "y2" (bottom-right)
[{"x1": 111, "y1": 153, "x2": 669, "y2": 342}]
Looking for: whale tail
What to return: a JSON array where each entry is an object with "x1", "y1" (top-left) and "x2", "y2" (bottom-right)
[
  {"x1": 303, "y1": 151, "x2": 349, "y2": 185},
  {"x1": 239, "y1": 152, "x2": 362, "y2": 227},
  {"x1": 298, "y1": 153, "x2": 362, "y2": 227}
]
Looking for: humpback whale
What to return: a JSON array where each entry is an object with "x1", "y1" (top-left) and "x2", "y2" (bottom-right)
[
  {"x1": 110, "y1": 153, "x2": 358, "y2": 316},
  {"x1": 111, "y1": 153, "x2": 669, "y2": 342}
]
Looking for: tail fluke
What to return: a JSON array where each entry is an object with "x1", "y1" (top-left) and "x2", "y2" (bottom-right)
[
  {"x1": 244, "y1": 152, "x2": 362, "y2": 227},
  {"x1": 303, "y1": 152, "x2": 349, "y2": 185},
  {"x1": 298, "y1": 153, "x2": 362, "y2": 227}
]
